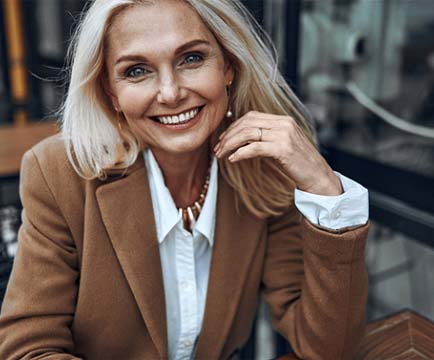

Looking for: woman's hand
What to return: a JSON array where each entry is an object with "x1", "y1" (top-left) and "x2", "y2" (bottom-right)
[{"x1": 214, "y1": 111, "x2": 343, "y2": 196}]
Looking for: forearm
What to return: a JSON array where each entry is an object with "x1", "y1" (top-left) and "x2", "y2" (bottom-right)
[
  {"x1": 288, "y1": 221, "x2": 368, "y2": 359},
  {"x1": 263, "y1": 214, "x2": 369, "y2": 360}
]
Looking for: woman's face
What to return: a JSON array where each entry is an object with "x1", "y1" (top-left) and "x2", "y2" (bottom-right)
[{"x1": 105, "y1": 0, "x2": 234, "y2": 156}]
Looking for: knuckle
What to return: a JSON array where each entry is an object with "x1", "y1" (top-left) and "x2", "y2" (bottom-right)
[
  {"x1": 235, "y1": 119, "x2": 247, "y2": 130},
  {"x1": 284, "y1": 123, "x2": 296, "y2": 137},
  {"x1": 284, "y1": 118, "x2": 294, "y2": 129},
  {"x1": 238, "y1": 123, "x2": 249, "y2": 133},
  {"x1": 241, "y1": 126, "x2": 250, "y2": 134}
]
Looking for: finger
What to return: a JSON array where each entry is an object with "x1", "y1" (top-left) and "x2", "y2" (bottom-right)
[
  {"x1": 218, "y1": 129, "x2": 227, "y2": 140},
  {"x1": 228, "y1": 141, "x2": 274, "y2": 162},
  {"x1": 223, "y1": 111, "x2": 287, "y2": 136},
  {"x1": 217, "y1": 126, "x2": 271, "y2": 158},
  {"x1": 219, "y1": 116, "x2": 293, "y2": 151},
  {"x1": 225, "y1": 114, "x2": 283, "y2": 136},
  {"x1": 216, "y1": 113, "x2": 296, "y2": 155},
  {"x1": 217, "y1": 116, "x2": 276, "y2": 154},
  {"x1": 217, "y1": 116, "x2": 294, "y2": 153}
]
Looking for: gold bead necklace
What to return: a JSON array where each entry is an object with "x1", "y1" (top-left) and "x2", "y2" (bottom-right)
[{"x1": 178, "y1": 164, "x2": 211, "y2": 232}]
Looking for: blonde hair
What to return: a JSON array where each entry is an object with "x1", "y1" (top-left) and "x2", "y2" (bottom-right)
[{"x1": 61, "y1": 0, "x2": 316, "y2": 218}]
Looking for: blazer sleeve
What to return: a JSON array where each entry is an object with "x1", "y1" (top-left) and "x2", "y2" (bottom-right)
[
  {"x1": 0, "y1": 150, "x2": 82, "y2": 360},
  {"x1": 261, "y1": 204, "x2": 369, "y2": 360}
]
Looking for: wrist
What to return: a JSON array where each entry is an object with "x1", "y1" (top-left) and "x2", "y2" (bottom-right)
[{"x1": 300, "y1": 172, "x2": 343, "y2": 196}]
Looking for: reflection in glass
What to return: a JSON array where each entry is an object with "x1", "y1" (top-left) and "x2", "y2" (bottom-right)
[{"x1": 299, "y1": 0, "x2": 434, "y2": 178}]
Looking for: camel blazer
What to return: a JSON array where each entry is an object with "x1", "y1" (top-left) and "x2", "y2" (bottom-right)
[{"x1": 0, "y1": 134, "x2": 369, "y2": 360}]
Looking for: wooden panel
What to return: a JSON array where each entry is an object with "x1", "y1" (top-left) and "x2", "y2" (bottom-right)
[
  {"x1": 0, "y1": 121, "x2": 58, "y2": 176},
  {"x1": 276, "y1": 310, "x2": 434, "y2": 360},
  {"x1": 357, "y1": 310, "x2": 434, "y2": 359},
  {"x1": 391, "y1": 350, "x2": 431, "y2": 360}
]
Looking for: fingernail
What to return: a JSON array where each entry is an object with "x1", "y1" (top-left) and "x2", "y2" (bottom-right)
[
  {"x1": 214, "y1": 143, "x2": 220, "y2": 152},
  {"x1": 219, "y1": 131, "x2": 226, "y2": 140},
  {"x1": 228, "y1": 154, "x2": 235, "y2": 162}
]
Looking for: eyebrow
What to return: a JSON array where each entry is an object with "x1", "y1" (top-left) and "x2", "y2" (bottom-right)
[{"x1": 114, "y1": 39, "x2": 211, "y2": 65}]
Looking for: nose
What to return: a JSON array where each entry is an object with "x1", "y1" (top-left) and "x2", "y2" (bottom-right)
[{"x1": 156, "y1": 70, "x2": 185, "y2": 107}]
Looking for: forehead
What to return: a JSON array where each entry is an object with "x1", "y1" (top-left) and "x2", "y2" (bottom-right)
[{"x1": 107, "y1": 1, "x2": 216, "y2": 56}]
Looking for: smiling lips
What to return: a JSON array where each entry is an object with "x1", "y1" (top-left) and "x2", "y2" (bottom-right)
[{"x1": 153, "y1": 106, "x2": 202, "y2": 125}]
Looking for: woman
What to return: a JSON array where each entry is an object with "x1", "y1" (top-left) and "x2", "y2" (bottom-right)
[{"x1": 0, "y1": 0, "x2": 369, "y2": 359}]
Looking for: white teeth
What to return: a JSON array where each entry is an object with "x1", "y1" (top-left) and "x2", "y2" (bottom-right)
[{"x1": 157, "y1": 107, "x2": 200, "y2": 125}]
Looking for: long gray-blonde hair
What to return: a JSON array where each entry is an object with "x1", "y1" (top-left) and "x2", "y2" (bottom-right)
[{"x1": 61, "y1": 0, "x2": 316, "y2": 218}]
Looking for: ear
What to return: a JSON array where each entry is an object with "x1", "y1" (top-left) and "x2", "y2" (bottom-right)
[{"x1": 224, "y1": 63, "x2": 234, "y2": 86}]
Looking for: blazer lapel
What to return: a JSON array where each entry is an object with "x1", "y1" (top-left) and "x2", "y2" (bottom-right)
[
  {"x1": 195, "y1": 174, "x2": 266, "y2": 359},
  {"x1": 96, "y1": 160, "x2": 168, "y2": 359}
]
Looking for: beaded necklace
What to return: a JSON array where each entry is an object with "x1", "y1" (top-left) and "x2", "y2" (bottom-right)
[{"x1": 178, "y1": 163, "x2": 211, "y2": 232}]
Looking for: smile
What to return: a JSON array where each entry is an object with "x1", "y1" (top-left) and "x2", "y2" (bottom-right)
[{"x1": 152, "y1": 106, "x2": 203, "y2": 125}]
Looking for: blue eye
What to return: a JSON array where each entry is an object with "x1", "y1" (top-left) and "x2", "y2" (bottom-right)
[
  {"x1": 125, "y1": 66, "x2": 148, "y2": 78},
  {"x1": 183, "y1": 53, "x2": 203, "y2": 65}
]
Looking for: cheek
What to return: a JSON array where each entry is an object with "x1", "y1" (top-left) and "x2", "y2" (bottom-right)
[
  {"x1": 209, "y1": 81, "x2": 227, "y2": 102},
  {"x1": 206, "y1": 79, "x2": 229, "y2": 117},
  {"x1": 185, "y1": 64, "x2": 228, "y2": 101},
  {"x1": 190, "y1": 80, "x2": 228, "y2": 115},
  {"x1": 202, "y1": 82, "x2": 228, "y2": 134},
  {"x1": 117, "y1": 85, "x2": 154, "y2": 118}
]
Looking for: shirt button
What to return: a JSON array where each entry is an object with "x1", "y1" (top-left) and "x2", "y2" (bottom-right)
[
  {"x1": 331, "y1": 210, "x2": 341, "y2": 220},
  {"x1": 183, "y1": 340, "x2": 192, "y2": 347}
]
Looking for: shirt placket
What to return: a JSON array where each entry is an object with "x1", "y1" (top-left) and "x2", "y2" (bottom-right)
[{"x1": 175, "y1": 228, "x2": 198, "y2": 360}]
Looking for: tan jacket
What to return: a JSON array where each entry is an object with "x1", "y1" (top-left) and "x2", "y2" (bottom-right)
[{"x1": 0, "y1": 134, "x2": 369, "y2": 359}]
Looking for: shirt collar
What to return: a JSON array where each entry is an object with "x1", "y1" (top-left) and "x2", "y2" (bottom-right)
[{"x1": 144, "y1": 149, "x2": 217, "y2": 247}]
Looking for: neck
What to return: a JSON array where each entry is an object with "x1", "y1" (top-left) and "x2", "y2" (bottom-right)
[{"x1": 150, "y1": 143, "x2": 210, "y2": 208}]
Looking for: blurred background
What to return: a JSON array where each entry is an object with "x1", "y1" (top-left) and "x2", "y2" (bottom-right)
[{"x1": 0, "y1": 0, "x2": 433, "y2": 358}]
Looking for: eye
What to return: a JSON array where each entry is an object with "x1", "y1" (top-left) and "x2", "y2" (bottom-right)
[
  {"x1": 183, "y1": 53, "x2": 204, "y2": 65},
  {"x1": 125, "y1": 66, "x2": 149, "y2": 78}
]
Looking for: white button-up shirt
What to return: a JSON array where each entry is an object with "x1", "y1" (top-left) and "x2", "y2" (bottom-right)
[
  {"x1": 144, "y1": 149, "x2": 368, "y2": 360},
  {"x1": 145, "y1": 149, "x2": 217, "y2": 360}
]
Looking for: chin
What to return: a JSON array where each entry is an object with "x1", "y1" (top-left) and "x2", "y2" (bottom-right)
[
  {"x1": 163, "y1": 132, "x2": 211, "y2": 153},
  {"x1": 166, "y1": 139, "x2": 208, "y2": 155}
]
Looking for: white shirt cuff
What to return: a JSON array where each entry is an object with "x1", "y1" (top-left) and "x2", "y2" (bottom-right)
[{"x1": 294, "y1": 171, "x2": 369, "y2": 230}]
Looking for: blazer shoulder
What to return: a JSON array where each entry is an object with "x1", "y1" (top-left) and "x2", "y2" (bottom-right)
[
  {"x1": 22, "y1": 133, "x2": 85, "y2": 198},
  {"x1": 27, "y1": 133, "x2": 82, "y2": 180},
  {"x1": 30, "y1": 133, "x2": 70, "y2": 170}
]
